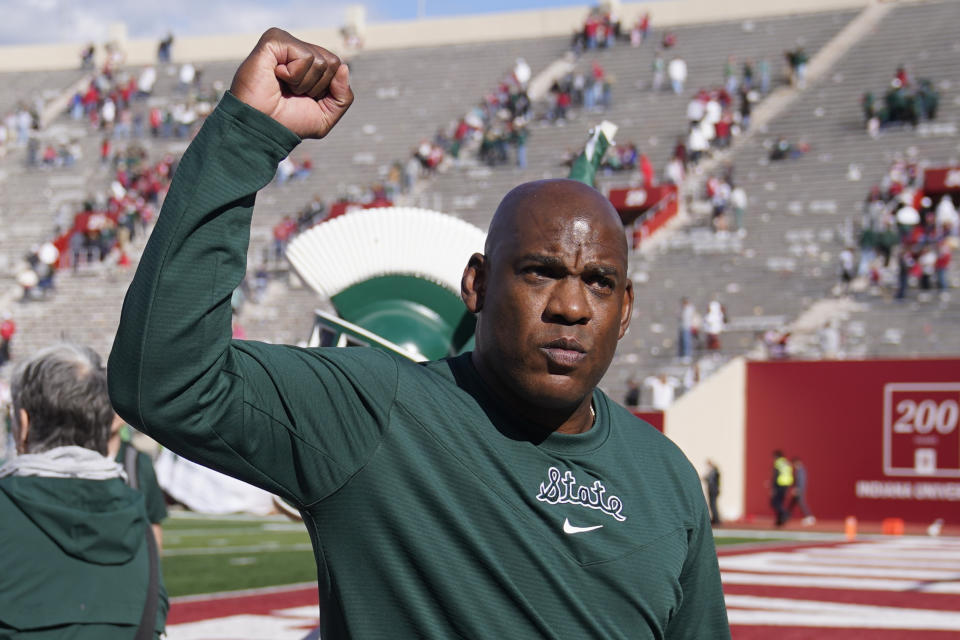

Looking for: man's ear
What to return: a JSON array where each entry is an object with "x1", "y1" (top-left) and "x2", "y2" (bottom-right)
[
  {"x1": 618, "y1": 280, "x2": 634, "y2": 339},
  {"x1": 15, "y1": 408, "x2": 30, "y2": 455},
  {"x1": 461, "y1": 253, "x2": 486, "y2": 314}
]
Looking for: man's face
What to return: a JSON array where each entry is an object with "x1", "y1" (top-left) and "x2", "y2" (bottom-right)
[{"x1": 466, "y1": 180, "x2": 633, "y2": 412}]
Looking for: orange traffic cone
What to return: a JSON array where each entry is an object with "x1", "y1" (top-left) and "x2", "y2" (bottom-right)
[
  {"x1": 882, "y1": 518, "x2": 905, "y2": 536},
  {"x1": 844, "y1": 516, "x2": 857, "y2": 541}
]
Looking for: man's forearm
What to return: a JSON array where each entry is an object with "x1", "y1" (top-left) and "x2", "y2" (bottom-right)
[{"x1": 108, "y1": 93, "x2": 300, "y2": 440}]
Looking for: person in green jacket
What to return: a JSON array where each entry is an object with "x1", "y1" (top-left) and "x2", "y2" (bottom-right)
[
  {"x1": 108, "y1": 416, "x2": 168, "y2": 551},
  {"x1": 0, "y1": 344, "x2": 167, "y2": 639},
  {"x1": 109, "y1": 28, "x2": 729, "y2": 639}
]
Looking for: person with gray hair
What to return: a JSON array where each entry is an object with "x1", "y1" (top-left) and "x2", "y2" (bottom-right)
[{"x1": 0, "y1": 344, "x2": 167, "y2": 639}]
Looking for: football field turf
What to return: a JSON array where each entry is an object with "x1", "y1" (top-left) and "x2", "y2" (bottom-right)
[
  {"x1": 163, "y1": 518, "x2": 960, "y2": 639},
  {"x1": 162, "y1": 512, "x2": 316, "y2": 597},
  {"x1": 161, "y1": 512, "x2": 781, "y2": 597}
]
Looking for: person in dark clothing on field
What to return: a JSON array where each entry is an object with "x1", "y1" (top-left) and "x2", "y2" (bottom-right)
[
  {"x1": 771, "y1": 449, "x2": 793, "y2": 527},
  {"x1": 108, "y1": 415, "x2": 168, "y2": 550},
  {"x1": 788, "y1": 456, "x2": 816, "y2": 526},
  {"x1": 703, "y1": 459, "x2": 721, "y2": 525}
]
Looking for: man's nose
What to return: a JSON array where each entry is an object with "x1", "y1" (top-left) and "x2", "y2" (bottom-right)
[{"x1": 544, "y1": 277, "x2": 590, "y2": 325}]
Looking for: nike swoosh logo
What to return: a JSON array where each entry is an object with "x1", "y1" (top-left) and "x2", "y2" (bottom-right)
[{"x1": 563, "y1": 518, "x2": 603, "y2": 534}]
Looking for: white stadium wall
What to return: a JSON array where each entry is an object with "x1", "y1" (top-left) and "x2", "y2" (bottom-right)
[
  {"x1": 663, "y1": 357, "x2": 747, "y2": 522},
  {"x1": 0, "y1": 0, "x2": 876, "y2": 72}
]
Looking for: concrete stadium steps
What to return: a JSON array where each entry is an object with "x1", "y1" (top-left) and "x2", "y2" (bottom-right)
[
  {"x1": 234, "y1": 275, "x2": 333, "y2": 348},
  {"x1": 596, "y1": 0, "x2": 960, "y2": 401},
  {"x1": 142, "y1": 39, "x2": 564, "y2": 254},
  {"x1": 0, "y1": 37, "x2": 569, "y2": 357},
  {"x1": 2, "y1": 3, "x2": 958, "y2": 402},
  {"x1": 715, "y1": 0, "x2": 960, "y2": 350},
  {"x1": 0, "y1": 6, "x2": 869, "y2": 371},
  {"x1": 387, "y1": 9, "x2": 860, "y2": 401},
  {"x1": 0, "y1": 67, "x2": 87, "y2": 115},
  {"x1": 8, "y1": 267, "x2": 131, "y2": 359},
  {"x1": 425, "y1": 9, "x2": 859, "y2": 231}
]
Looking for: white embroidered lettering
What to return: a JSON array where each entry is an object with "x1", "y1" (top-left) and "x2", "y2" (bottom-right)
[{"x1": 536, "y1": 466, "x2": 626, "y2": 521}]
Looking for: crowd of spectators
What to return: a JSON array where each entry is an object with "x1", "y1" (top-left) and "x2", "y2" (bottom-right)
[
  {"x1": 65, "y1": 60, "x2": 218, "y2": 142},
  {"x1": 671, "y1": 87, "x2": 757, "y2": 169},
  {"x1": 784, "y1": 47, "x2": 809, "y2": 89},
  {"x1": 1, "y1": 36, "x2": 222, "y2": 302},
  {"x1": 677, "y1": 295, "x2": 728, "y2": 362},
  {"x1": 768, "y1": 136, "x2": 810, "y2": 162},
  {"x1": 276, "y1": 155, "x2": 314, "y2": 184},
  {"x1": 0, "y1": 105, "x2": 39, "y2": 157},
  {"x1": 853, "y1": 160, "x2": 957, "y2": 299},
  {"x1": 24, "y1": 138, "x2": 83, "y2": 169},
  {"x1": 17, "y1": 143, "x2": 173, "y2": 300},
  {"x1": 703, "y1": 171, "x2": 748, "y2": 232},
  {"x1": 862, "y1": 66, "x2": 940, "y2": 136},
  {"x1": 571, "y1": 6, "x2": 623, "y2": 52},
  {"x1": 546, "y1": 60, "x2": 613, "y2": 121},
  {"x1": 404, "y1": 59, "x2": 532, "y2": 178},
  {"x1": 570, "y1": 6, "x2": 662, "y2": 53}
]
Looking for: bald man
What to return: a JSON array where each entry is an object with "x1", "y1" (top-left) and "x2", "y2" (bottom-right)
[{"x1": 110, "y1": 29, "x2": 729, "y2": 639}]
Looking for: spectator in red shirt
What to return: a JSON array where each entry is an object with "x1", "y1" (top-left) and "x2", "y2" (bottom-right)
[
  {"x1": 100, "y1": 137, "x2": 111, "y2": 165},
  {"x1": 936, "y1": 236, "x2": 953, "y2": 290},
  {"x1": 273, "y1": 215, "x2": 296, "y2": 261},
  {"x1": 0, "y1": 313, "x2": 15, "y2": 365},
  {"x1": 640, "y1": 153, "x2": 654, "y2": 187}
]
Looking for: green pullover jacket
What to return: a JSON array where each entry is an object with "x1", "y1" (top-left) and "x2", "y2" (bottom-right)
[
  {"x1": 0, "y1": 475, "x2": 167, "y2": 638},
  {"x1": 109, "y1": 92, "x2": 729, "y2": 639}
]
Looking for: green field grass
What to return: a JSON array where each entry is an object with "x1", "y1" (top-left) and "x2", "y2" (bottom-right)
[
  {"x1": 161, "y1": 513, "x2": 783, "y2": 597},
  {"x1": 162, "y1": 513, "x2": 314, "y2": 597}
]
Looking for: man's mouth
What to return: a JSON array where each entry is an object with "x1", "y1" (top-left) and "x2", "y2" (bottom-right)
[{"x1": 541, "y1": 338, "x2": 587, "y2": 368}]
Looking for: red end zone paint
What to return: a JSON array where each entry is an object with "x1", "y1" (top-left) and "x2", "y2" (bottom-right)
[
  {"x1": 632, "y1": 410, "x2": 664, "y2": 432},
  {"x1": 730, "y1": 626, "x2": 960, "y2": 639},
  {"x1": 717, "y1": 540, "x2": 848, "y2": 556},
  {"x1": 168, "y1": 585, "x2": 319, "y2": 624},
  {"x1": 724, "y1": 583, "x2": 960, "y2": 612},
  {"x1": 723, "y1": 538, "x2": 960, "y2": 639}
]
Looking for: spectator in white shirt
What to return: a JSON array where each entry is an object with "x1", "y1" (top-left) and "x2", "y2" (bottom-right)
[
  {"x1": 644, "y1": 373, "x2": 681, "y2": 410},
  {"x1": 668, "y1": 57, "x2": 687, "y2": 95}
]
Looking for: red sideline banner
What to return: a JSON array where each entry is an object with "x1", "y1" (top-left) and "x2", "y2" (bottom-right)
[
  {"x1": 923, "y1": 167, "x2": 960, "y2": 194},
  {"x1": 606, "y1": 186, "x2": 679, "y2": 249},
  {"x1": 745, "y1": 359, "x2": 960, "y2": 524},
  {"x1": 632, "y1": 410, "x2": 664, "y2": 433},
  {"x1": 325, "y1": 198, "x2": 393, "y2": 221}
]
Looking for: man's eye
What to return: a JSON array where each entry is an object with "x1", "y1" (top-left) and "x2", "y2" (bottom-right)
[
  {"x1": 588, "y1": 276, "x2": 615, "y2": 290},
  {"x1": 523, "y1": 266, "x2": 552, "y2": 278}
]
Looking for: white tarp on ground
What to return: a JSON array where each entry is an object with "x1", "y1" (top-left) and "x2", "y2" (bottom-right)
[{"x1": 155, "y1": 449, "x2": 275, "y2": 515}]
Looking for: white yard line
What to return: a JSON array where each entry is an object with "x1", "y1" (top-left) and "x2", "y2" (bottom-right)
[
  {"x1": 722, "y1": 569, "x2": 960, "y2": 593},
  {"x1": 726, "y1": 595, "x2": 960, "y2": 630},
  {"x1": 720, "y1": 552, "x2": 960, "y2": 580},
  {"x1": 171, "y1": 582, "x2": 317, "y2": 604},
  {"x1": 163, "y1": 543, "x2": 314, "y2": 557}
]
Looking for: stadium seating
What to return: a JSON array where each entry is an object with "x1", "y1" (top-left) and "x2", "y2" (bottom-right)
[{"x1": 0, "y1": 2, "x2": 957, "y2": 409}]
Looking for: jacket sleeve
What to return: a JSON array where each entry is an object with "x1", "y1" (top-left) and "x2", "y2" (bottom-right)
[
  {"x1": 665, "y1": 501, "x2": 731, "y2": 639},
  {"x1": 108, "y1": 93, "x2": 398, "y2": 507}
]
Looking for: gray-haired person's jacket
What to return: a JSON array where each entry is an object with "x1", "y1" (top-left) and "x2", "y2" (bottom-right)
[{"x1": 0, "y1": 474, "x2": 167, "y2": 638}]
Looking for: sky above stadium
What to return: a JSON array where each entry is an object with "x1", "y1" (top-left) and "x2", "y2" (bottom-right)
[{"x1": 3, "y1": 0, "x2": 603, "y2": 45}]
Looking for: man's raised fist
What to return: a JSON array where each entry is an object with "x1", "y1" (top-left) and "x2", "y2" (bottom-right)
[{"x1": 230, "y1": 28, "x2": 354, "y2": 139}]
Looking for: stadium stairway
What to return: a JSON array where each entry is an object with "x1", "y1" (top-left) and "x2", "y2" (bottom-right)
[{"x1": 599, "y1": 0, "x2": 960, "y2": 403}]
